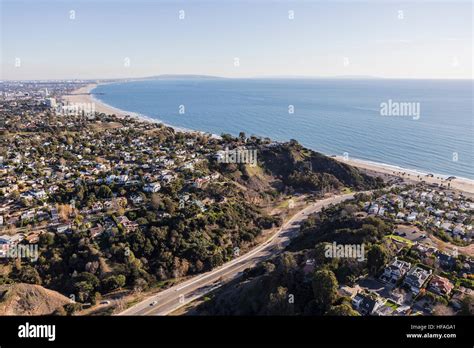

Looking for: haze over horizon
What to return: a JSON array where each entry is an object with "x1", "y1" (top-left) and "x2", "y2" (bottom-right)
[{"x1": 1, "y1": 0, "x2": 472, "y2": 80}]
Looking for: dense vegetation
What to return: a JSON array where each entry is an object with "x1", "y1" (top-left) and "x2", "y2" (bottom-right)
[
  {"x1": 195, "y1": 202, "x2": 397, "y2": 315},
  {"x1": 1, "y1": 115, "x2": 381, "y2": 310}
]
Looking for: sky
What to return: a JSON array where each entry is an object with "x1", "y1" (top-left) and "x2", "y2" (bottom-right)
[{"x1": 1, "y1": 0, "x2": 472, "y2": 80}]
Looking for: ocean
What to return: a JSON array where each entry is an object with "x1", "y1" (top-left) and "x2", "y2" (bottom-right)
[{"x1": 92, "y1": 78, "x2": 473, "y2": 180}]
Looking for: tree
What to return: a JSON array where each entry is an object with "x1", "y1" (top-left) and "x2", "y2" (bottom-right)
[
  {"x1": 102, "y1": 274, "x2": 126, "y2": 292},
  {"x1": 325, "y1": 303, "x2": 359, "y2": 316},
  {"x1": 458, "y1": 295, "x2": 474, "y2": 315},
  {"x1": 367, "y1": 244, "x2": 389, "y2": 276},
  {"x1": 17, "y1": 265, "x2": 42, "y2": 285},
  {"x1": 39, "y1": 232, "x2": 55, "y2": 247},
  {"x1": 73, "y1": 272, "x2": 100, "y2": 303},
  {"x1": 312, "y1": 269, "x2": 338, "y2": 311},
  {"x1": 98, "y1": 185, "x2": 112, "y2": 199},
  {"x1": 266, "y1": 286, "x2": 293, "y2": 315},
  {"x1": 133, "y1": 278, "x2": 149, "y2": 293}
]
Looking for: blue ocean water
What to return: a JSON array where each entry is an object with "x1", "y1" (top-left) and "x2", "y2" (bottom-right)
[{"x1": 93, "y1": 78, "x2": 473, "y2": 180}]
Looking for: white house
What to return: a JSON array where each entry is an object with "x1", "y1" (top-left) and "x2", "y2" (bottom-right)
[
  {"x1": 143, "y1": 182, "x2": 161, "y2": 193},
  {"x1": 381, "y1": 258, "x2": 412, "y2": 284}
]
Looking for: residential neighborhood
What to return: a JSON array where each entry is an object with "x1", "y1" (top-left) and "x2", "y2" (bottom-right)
[{"x1": 333, "y1": 186, "x2": 474, "y2": 316}]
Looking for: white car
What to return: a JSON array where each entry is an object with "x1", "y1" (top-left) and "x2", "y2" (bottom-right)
[{"x1": 150, "y1": 300, "x2": 158, "y2": 306}]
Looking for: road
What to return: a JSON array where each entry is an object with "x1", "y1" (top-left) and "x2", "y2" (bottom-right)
[{"x1": 118, "y1": 192, "x2": 356, "y2": 316}]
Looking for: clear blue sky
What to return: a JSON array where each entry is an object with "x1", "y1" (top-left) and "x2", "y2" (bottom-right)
[{"x1": 1, "y1": 0, "x2": 472, "y2": 80}]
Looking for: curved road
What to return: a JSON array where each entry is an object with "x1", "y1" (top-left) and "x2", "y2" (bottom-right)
[{"x1": 118, "y1": 193, "x2": 355, "y2": 316}]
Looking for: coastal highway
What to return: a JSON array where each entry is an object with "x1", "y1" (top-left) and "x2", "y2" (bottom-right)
[{"x1": 118, "y1": 192, "x2": 355, "y2": 316}]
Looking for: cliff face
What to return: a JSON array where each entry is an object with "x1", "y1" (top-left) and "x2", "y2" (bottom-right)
[{"x1": 0, "y1": 283, "x2": 71, "y2": 315}]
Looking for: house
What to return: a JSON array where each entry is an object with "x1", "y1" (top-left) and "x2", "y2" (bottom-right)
[
  {"x1": 116, "y1": 215, "x2": 130, "y2": 225},
  {"x1": 434, "y1": 209, "x2": 445, "y2": 217},
  {"x1": 50, "y1": 208, "x2": 59, "y2": 222},
  {"x1": 90, "y1": 225, "x2": 105, "y2": 238},
  {"x1": 403, "y1": 266, "x2": 432, "y2": 294},
  {"x1": 450, "y1": 287, "x2": 473, "y2": 310},
  {"x1": 32, "y1": 189, "x2": 47, "y2": 199},
  {"x1": 161, "y1": 174, "x2": 175, "y2": 183},
  {"x1": 25, "y1": 231, "x2": 43, "y2": 244},
  {"x1": 428, "y1": 275, "x2": 454, "y2": 296},
  {"x1": 0, "y1": 233, "x2": 24, "y2": 246},
  {"x1": 130, "y1": 195, "x2": 144, "y2": 205},
  {"x1": 122, "y1": 220, "x2": 139, "y2": 232},
  {"x1": 372, "y1": 304, "x2": 394, "y2": 316},
  {"x1": 210, "y1": 172, "x2": 220, "y2": 180},
  {"x1": 193, "y1": 177, "x2": 209, "y2": 189},
  {"x1": 460, "y1": 259, "x2": 474, "y2": 276},
  {"x1": 56, "y1": 223, "x2": 72, "y2": 233},
  {"x1": 91, "y1": 202, "x2": 103, "y2": 212},
  {"x1": 389, "y1": 288, "x2": 408, "y2": 305},
  {"x1": 437, "y1": 252, "x2": 456, "y2": 270},
  {"x1": 352, "y1": 293, "x2": 384, "y2": 315},
  {"x1": 339, "y1": 286, "x2": 358, "y2": 298},
  {"x1": 21, "y1": 210, "x2": 35, "y2": 221},
  {"x1": 143, "y1": 182, "x2": 161, "y2": 193},
  {"x1": 381, "y1": 258, "x2": 411, "y2": 284},
  {"x1": 393, "y1": 305, "x2": 411, "y2": 316},
  {"x1": 406, "y1": 212, "x2": 418, "y2": 222},
  {"x1": 181, "y1": 162, "x2": 194, "y2": 171},
  {"x1": 368, "y1": 204, "x2": 379, "y2": 215},
  {"x1": 396, "y1": 212, "x2": 405, "y2": 220},
  {"x1": 452, "y1": 224, "x2": 465, "y2": 237},
  {"x1": 117, "y1": 215, "x2": 138, "y2": 232},
  {"x1": 413, "y1": 244, "x2": 437, "y2": 264},
  {"x1": 440, "y1": 222, "x2": 452, "y2": 232}
]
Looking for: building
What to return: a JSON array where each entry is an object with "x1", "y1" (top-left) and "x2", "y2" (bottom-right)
[
  {"x1": 90, "y1": 225, "x2": 105, "y2": 238},
  {"x1": 56, "y1": 223, "x2": 72, "y2": 233},
  {"x1": 381, "y1": 258, "x2": 412, "y2": 284},
  {"x1": 0, "y1": 234, "x2": 24, "y2": 246},
  {"x1": 428, "y1": 275, "x2": 454, "y2": 296},
  {"x1": 403, "y1": 266, "x2": 432, "y2": 294},
  {"x1": 368, "y1": 204, "x2": 379, "y2": 215},
  {"x1": 437, "y1": 253, "x2": 456, "y2": 270},
  {"x1": 143, "y1": 182, "x2": 161, "y2": 193},
  {"x1": 45, "y1": 98, "x2": 57, "y2": 108},
  {"x1": 352, "y1": 293, "x2": 385, "y2": 316}
]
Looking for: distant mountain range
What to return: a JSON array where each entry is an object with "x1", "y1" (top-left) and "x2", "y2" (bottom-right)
[{"x1": 114, "y1": 74, "x2": 383, "y2": 82}]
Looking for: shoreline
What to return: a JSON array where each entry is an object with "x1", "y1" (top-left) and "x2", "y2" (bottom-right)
[
  {"x1": 334, "y1": 156, "x2": 474, "y2": 195},
  {"x1": 62, "y1": 83, "x2": 207, "y2": 136},
  {"x1": 63, "y1": 83, "x2": 474, "y2": 195}
]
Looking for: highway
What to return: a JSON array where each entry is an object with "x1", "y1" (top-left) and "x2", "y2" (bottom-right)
[{"x1": 118, "y1": 192, "x2": 356, "y2": 316}]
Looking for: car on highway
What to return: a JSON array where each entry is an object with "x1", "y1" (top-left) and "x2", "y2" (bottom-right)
[
  {"x1": 99, "y1": 300, "x2": 111, "y2": 305},
  {"x1": 150, "y1": 300, "x2": 158, "y2": 306}
]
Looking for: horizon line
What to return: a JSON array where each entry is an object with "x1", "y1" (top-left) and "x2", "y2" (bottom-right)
[{"x1": 2, "y1": 74, "x2": 474, "y2": 82}]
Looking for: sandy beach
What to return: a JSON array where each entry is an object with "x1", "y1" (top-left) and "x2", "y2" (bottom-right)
[
  {"x1": 63, "y1": 83, "x2": 208, "y2": 136},
  {"x1": 62, "y1": 83, "x2": 134, "y2": 118},
  {"x1": 335, "y1": 156, "x2": 474, "y2": 196}
]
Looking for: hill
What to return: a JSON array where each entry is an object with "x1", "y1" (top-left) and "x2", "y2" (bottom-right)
[{"x1": 0, "y1": 283, "x2": 71, "y2": 315}]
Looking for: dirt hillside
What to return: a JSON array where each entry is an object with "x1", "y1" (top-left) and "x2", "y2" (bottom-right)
[{"x1": 0, "y1": 283, "x2": 71, "y2": 315}]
